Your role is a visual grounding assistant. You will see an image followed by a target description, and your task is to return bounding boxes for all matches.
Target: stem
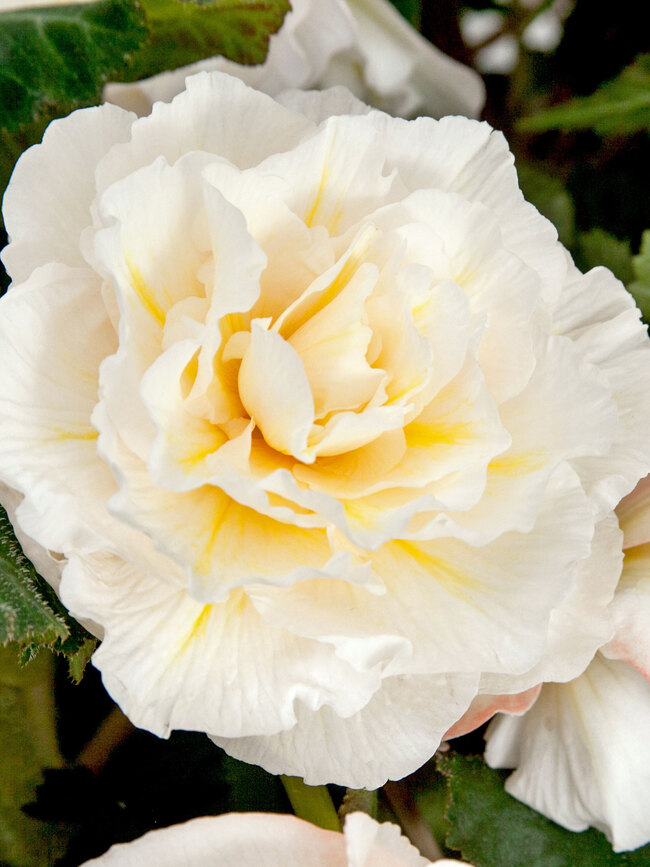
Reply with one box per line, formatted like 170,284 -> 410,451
384,779 -> 444,861
281,776 -> 341,832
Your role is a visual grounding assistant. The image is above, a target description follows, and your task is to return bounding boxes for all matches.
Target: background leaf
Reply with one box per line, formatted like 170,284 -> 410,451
0,646 -> 70,866
518,54 -> 650,135
437,752 -> 650,866
0,505 -> 95,678
575,228 -> 634,284
389,0 -> 422,29
628,230 -> 650,322
517,162 -> 576,248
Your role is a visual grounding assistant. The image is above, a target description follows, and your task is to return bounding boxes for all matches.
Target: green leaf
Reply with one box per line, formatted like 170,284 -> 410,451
437,752 -> 650,866
629,230 -> 650,322
389,0 -> 422,29
0,0 -> 147,132
0,505 -> 95,679
0,645 -> 70,866
517,162 -> 575,248
130,0 -> 292,80
518,54 -> 650,135
575,228 -> 634,285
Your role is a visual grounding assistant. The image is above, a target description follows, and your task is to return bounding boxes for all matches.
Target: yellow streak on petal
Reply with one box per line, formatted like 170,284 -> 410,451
52,427 -> 98,442
392,540 -> 482,601
125,256 -> 165,325
305,140 -> 344,232
404,420 -> 474,449
489,452 -> 547,476
194,495 -> 233,577
174,603 -> 213,659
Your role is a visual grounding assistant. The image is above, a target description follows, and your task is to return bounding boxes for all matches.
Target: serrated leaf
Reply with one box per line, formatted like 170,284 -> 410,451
0,506 -> 67,648
517,162 -> 575,248
519,54 -> 650,135
0,645 -> 70,865
629,230 -> 650,322
0,505 -> 95,678
437,752 -> 650,866
130,0 -> 292,80
575,228 -> 634,285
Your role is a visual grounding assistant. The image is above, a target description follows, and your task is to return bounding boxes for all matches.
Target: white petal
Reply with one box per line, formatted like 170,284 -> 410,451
62,553 -> 379,739
96,71 -> 313,193
485,654 -> 650,852
344,812 -> 429,867
2,104 -> 134,282
555,264 -> 650,516
346,0 -> 485,119
213,670 -> 478,788
0,265 -> 119,554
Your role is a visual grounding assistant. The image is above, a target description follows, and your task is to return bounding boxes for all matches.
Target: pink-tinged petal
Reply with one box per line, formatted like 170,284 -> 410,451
485,654 -> 650,852
601,540 -> 650,680
444,684 -> 541,739
81,813 -> 346,866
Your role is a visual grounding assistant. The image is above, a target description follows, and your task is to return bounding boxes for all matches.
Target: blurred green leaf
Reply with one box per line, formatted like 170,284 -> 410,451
389,0 -> 422,29
575,228 -> 634,284
0,505 -> 95,679
517,162 -> 575,247
628,230 -> 650,322
519,54 -> 650,135
0,646 -> 70,866
437,752 -> 650,866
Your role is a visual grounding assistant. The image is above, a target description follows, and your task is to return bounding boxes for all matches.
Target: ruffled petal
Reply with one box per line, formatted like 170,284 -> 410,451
212,670 -> 478,788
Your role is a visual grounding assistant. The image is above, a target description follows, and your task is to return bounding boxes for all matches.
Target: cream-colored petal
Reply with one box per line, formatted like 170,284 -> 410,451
255,114 -> 397,235
239,322 -> 316,461
62,553 -> 380,739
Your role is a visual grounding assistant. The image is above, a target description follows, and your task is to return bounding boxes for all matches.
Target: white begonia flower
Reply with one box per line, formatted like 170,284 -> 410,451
103,0 -> 485,121
81,811 -> 473,866
485,475 -> 650,852
2,71 -> 650,788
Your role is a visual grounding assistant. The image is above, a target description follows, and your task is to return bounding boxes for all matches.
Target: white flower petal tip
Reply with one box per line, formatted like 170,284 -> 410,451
103,0 -> 485,121
3,66 -> 650,789
485,472 -> 650,852
80,811 -> 474,866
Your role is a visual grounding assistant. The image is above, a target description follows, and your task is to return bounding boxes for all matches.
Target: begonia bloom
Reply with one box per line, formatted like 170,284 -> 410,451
1,72 -> 650,787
